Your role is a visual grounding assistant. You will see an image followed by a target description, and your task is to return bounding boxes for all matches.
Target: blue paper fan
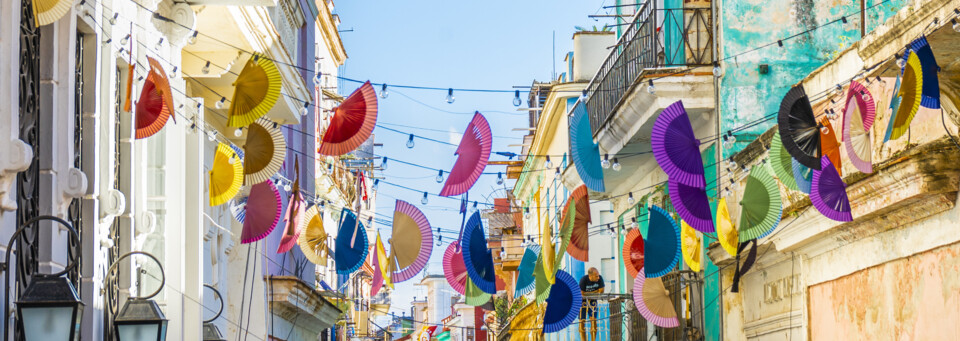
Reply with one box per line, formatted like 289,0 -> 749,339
462,211 -> 497,294
568,101 -> 605,192
792,158 -> 813,194
334,209 -> 369,275
905,36 -> 940,109
543,270 -> 583,333
644,206 -> 681,278
514,245 -> 540,298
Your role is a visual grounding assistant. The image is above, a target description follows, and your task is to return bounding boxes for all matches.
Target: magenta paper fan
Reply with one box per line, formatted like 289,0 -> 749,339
811,156 -> 853,222
440,112 -> 492,196
668,179 -> 714,233
241,180 -> 282,244
371,243 -> 384,296
652,100 -> 706,188
633,267 -> 680,328
442,240 -> 468,295
842,96 -> 873,174
389,200 -> 434,283
276,193 -> 305,253
843,80 -> 877,135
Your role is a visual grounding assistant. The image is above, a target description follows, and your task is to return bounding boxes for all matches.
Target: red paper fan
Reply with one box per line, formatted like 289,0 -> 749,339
622,228 -> 645,278
440,112 -> 492,196
563,185 -> 591,262
318,82 -> 378,155
135,57 -> 174,139
241,180 -> 282,244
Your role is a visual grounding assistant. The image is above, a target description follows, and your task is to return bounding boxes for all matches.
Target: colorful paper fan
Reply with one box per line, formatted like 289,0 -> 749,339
241,180 -> 282,244
335,209 -> 370,275
907,36 -> 941,109
633,267 -> 680,328
738,164 -> 782,242
442,241 -> 468,295
510,302 -> 544,339
135,57 -> 174,139
277,163 -> 304,254
652,100 -> 706,187
227,55 -> 282,127
209,143 -> 243,206
645,206 -> 681,278
622,228 -> 645,278
820,118 -> 842,176
461,211 -> 496,294
231,196 -> 247,223
514,245 -> 540,298
440,112 -> 492,196
844,81 -> 877,136
387,200 -> 434,282
769,131 -> 799,191
668,179 -> 714,233
885,52 -> 923,142
376,231 -> 393,289
568,101 -> 605,192
843,96 -> 873,174
32,0 -> 72,26
792,158 -> 813,194
716,198 -> 738,257
812,156 -> 853,222
371,233 -> 384,296
298,205 -> 329,265
465,276 -> 492,306
243,118 -> 286,185
562,185 -> 591,261
778,85 -> 822,170
543,270 -> 583,333
318,82 -> 378,155
680,221 -> 702,272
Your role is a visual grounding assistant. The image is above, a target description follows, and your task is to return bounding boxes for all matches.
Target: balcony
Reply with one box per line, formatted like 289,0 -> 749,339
266,276 -> 343,333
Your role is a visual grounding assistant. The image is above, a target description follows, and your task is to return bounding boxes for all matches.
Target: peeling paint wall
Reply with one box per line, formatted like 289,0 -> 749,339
718,0 -> 907,157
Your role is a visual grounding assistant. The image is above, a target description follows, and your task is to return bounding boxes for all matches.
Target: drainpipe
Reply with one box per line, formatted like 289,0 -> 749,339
712,0 -> 724,340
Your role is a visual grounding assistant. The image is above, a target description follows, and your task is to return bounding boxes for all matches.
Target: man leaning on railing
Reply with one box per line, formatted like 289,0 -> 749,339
579,267 -> 605,341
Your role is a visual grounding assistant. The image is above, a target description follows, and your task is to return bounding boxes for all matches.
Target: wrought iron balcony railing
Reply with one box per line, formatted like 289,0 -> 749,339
585,2 -> 714,135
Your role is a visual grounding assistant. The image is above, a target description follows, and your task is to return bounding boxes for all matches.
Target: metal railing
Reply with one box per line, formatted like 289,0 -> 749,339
585,2 -> 714,135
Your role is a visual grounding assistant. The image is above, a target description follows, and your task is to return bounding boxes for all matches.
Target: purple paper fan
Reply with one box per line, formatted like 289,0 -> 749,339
668,179 -> 714,233
811,156 -> 853,222
652,101 -> 706,187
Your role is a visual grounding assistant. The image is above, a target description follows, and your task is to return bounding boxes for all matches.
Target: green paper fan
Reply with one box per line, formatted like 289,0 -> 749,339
534,250 -> 553,304
465,276 -> 492,306
738,163 -> 782,242
769,131 -> 799,191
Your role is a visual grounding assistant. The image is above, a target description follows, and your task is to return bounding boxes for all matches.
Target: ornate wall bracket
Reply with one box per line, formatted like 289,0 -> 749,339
0,139 -> 33,212
151,0 -> 196,47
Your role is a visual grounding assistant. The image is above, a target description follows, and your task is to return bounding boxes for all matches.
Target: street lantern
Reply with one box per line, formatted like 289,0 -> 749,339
15,276 -> 83,340
1,216 -> 83,340
107,251 -> 168,341
202,284 -> 226,341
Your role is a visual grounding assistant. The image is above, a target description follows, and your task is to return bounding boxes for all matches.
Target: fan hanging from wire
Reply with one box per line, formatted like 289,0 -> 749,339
462,211 -> 496,294
633,267 -> 679,328
243,118 -> 286,185
792,158 -> 813,194
318,81 -> 378,155
778,85 -> 822,170
298,205 -> 329,265
465,276 -> 492,307
543,270 -> 583,333
885,51 -> 923,141
277,159 -> 304,254
209,143 -> 243,206
645,205 -> 681,278
843,96 -> 873,174
622,227 -> 645,278
769,131 -> 799,191
334,209 -> 370,275
376,231 -> 393,289
227,54 -> 282,127
135,57 -> 175,139
442,240 -> 468,295
514,245 -> 540,298
842,80 -> 877,139
240,180 -> 282,244
716,198 -> 738,257
668,178 -> 714,233
811,156 -> 853,221
562,185 -> 591,261
681,221 -> 702,272
905,36 -> 940,109
32,0 -> 72,26
568,101 -> 605,192
510,302 -> 545,340
738,163 -> 782,242
387,200 -> 434,283
820,118 -> 842,176
370,232 -> 387,296
652,100 -> 707,187
440,112 -> 492,196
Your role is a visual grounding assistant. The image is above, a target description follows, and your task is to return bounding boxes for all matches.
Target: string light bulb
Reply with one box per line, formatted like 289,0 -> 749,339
445,88 -> 455,104
580,90 -> 588,101
421,192 -> 429,205
202,61 -> 211,75
380,84 -> 389,99
120,34 -> 130,45
896,54 -> 905,69
188,31 -> 198,45
820,124 -> 829,134
228,155 -> 236,164
300,102 -> 310,117
109,13 -> 118,25
168,66 -> 178,79
435,170 -> 444,183
601,154 -> 611,169
627,192 -> 635,205
555,167 -> 561,176
283,181 -> 292,192
406,134 -> 415,148
381,157 -> 388,170
953,18 -> 960,33
630,217 -> 639,229
155,37 -> 164,50
314,72 -> 322,84
513,90 -> 522,107
712,62 -> 722,77
544,156 -> 553,169
373,179 -> 379,191
647,80 -> 656,94
215,97 -> 226,109
524,208 -> 530,220
206,130 -> 217,142
496,172 -> 504,185
611,158 -> 621,171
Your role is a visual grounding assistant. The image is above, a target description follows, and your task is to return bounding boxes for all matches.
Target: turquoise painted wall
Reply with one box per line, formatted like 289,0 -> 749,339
719,0 -> 907,158
701,144 -> 722,341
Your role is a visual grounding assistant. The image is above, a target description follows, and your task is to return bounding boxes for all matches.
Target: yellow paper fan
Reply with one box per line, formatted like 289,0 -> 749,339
209,143 -> 243,206
716,198 -> 738,257
681,220 -> 702,272
33,0 -> 72,26
887,52 -> 924,141
243,118 -> 286,185
298,205 -> 329,265
227,54 -> 282,127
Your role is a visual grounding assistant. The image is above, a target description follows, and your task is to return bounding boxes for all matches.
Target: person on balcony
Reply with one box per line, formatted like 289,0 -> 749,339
579,267 -> 604,341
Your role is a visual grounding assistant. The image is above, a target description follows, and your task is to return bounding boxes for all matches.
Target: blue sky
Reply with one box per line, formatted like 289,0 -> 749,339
334,0 -> 609,315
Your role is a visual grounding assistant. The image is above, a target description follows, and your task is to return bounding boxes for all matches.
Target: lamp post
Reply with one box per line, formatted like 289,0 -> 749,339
201,284 -> 226,341
107,251 -> 168,341
0,215 -> 83,340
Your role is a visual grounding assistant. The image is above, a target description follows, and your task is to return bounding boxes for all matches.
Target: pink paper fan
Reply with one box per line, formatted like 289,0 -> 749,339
371,244 -> 384,296
633,268 -> 679,328
241,181 -> 282,244
390,200 -> 434,283
276,194 -> 305,253
440,112 -> 492,196
844,80 -> 877,135
442,240 -> 468,295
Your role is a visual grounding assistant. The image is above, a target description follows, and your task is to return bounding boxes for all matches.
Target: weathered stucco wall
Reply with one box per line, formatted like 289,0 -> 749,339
808,242 -> 960,340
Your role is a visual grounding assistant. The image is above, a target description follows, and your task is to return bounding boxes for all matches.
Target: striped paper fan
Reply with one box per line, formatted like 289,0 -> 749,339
240,180 -> 282,244
319,82 -> 378,155
843,96 -> 873,174
564,185 -> 591,262
209,143 -> 243,206
33,0 -> 72,26
680,221 -> 702,272
778,85 -> 822,170
907,36 -> 940,109
334,209 -> 370,275
388,200 -> 434,282
442,240 -> 468,295
622,228 -> 645,278
298,205 -> 329,265
370,233 -> 385,296
738,164 -> 782,242
230,196 -> 248,223
227,55 -> 282,127
465,276 -> 492,306
633,268 -> 680,328
135,57 -> 174,139
243,118 -> 286,185
514,245 -> 540,298
769,131 -> 799,191
652,100 -> 707,187
716,198 -> 738,256
440,112 -> 492,196
844,81 -> 877,135
568,101 -> 605,192
811,156 -> 853,222
543,270 -> 582,333
645,205 -> 681,278
461,211 -> 496,294
885,51 -> 923,141
668,179 -> 714,233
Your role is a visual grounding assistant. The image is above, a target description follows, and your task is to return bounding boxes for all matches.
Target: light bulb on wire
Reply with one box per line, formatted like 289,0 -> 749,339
188,31 -> 198,45
820,124 -> 829,134
206,130 -> 217,142
646,80 -> 656,94
627,192 -> 635,205
300,102 -> 310,117
630,217 -> 638,229
580,90 -> 588,101
445,88 -> 455,104
406,134 -> 415,148
283,181 -> 292,192
155,37 -> 164,50
524,208 -> 530,220
496,172 -> 504,185
896,54 -> 906,69
544,156 -> 553,169
513,90 -> 522,107
380,84 -> 389,99
600,154 -> 611,169
611,158 -> 621,171
712,63 -> 722,77
381,157 -> 388,170
201,61 -> 211,75
109,13 -> 118,25
421,192 -> 429,205
215,97 -> 226,109
953,18 -> 960,33
120,34 -> 130,45
233,128 -> 242,137
168,66 -> 178,79
435,170 -> 444,183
